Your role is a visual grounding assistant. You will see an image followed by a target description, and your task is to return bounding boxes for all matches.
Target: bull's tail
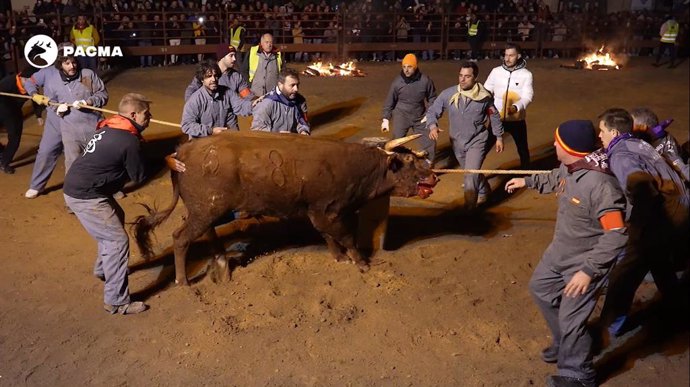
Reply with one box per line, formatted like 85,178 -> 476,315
133,172 -> 181,258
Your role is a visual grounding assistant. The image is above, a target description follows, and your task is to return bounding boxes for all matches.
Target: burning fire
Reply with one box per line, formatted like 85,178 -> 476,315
302,61 -> 366,77
578,46 -> 620,70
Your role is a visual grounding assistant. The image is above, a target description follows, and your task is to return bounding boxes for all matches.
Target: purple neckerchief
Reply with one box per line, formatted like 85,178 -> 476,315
265,88 -> 308,128
606,133 -> 634,156
567,148 -> 612,175
649,118 -> 673,140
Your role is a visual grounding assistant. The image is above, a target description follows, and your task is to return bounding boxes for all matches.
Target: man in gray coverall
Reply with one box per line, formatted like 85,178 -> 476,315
183,43 -> 254,103
23,46 -> 108,199
181,60 -> 253,138
251,67 -> 309,135
426,61 -> 503,210
505,120 -> 628,387
381,53 -> 437,165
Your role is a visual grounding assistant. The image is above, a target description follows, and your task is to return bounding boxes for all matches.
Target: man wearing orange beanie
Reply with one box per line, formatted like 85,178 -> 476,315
381,53 -> 437,165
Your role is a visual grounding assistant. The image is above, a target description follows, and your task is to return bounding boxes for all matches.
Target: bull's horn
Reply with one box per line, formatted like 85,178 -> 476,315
384,134 -> 422,151
412,150 -> 428,158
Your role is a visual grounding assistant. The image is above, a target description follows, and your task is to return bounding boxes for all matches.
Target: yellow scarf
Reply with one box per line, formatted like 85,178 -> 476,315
449,82 -> 492,108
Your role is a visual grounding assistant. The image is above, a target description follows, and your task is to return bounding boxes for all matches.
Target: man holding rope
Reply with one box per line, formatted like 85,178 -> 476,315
23,44 -> 108,199
63,93 -> 183,315
505,120 -> 628,387
426,61 -> 503,211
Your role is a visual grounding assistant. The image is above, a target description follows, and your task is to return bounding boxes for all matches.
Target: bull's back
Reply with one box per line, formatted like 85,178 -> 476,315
175,132 -> 386,216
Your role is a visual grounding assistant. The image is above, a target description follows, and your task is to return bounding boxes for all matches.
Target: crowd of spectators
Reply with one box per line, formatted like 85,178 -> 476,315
1,0 -> 687,75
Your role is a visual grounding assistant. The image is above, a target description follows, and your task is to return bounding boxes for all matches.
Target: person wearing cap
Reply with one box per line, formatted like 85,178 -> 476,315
251,67 -> 309,135
381,53 -> 437,164
245,33 -> 283,97
181,59 -> 252,138
654,14 -> 679,68
425,61 -> 503,210
596,108 -> 689,339
0,66 -> 46,174
484,43 -> 534,169
64,93 -> 172,315
505,120 -> 628,387
630,107 -> 688,182
183,43 -> 254,103
22,45 -> 108,199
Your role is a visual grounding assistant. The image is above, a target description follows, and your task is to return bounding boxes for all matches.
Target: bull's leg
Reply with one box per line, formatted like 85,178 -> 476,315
172,218 -> 214,286
322,234 -> 348,262
308,212 -> 369,272
204,228 -> 231,283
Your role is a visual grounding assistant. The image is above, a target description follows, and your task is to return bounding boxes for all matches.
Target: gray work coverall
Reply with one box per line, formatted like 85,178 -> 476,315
526,164 -> 628,383
382,71 -> 437,163
425,85 -> 503,207
184,69 -> 254,102
181,85 -> 252,138
250,90 -> 310,135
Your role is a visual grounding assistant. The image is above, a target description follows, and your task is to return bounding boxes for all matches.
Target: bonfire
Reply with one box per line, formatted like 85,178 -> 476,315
302,61 -> 366,77
577,46 -> 621,70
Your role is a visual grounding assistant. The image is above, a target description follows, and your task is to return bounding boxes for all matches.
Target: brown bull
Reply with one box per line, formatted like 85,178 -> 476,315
134,131 -> 437,285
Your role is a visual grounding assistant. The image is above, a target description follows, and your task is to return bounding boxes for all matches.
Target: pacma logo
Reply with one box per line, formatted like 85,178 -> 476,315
25,34 -> 123,68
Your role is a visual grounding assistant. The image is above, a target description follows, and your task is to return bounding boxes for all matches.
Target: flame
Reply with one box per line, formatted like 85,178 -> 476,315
302,61 -> 366,77
578,46 -> 620,70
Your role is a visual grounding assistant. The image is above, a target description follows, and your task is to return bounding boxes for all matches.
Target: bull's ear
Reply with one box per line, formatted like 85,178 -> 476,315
387,154 -> 403,172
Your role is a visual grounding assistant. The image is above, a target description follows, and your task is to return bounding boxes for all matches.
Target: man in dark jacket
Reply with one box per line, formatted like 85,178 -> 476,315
381,53 -> 437,165
505,120 -> 628,387
64,93 -> 159,315
0,66 -> 47,173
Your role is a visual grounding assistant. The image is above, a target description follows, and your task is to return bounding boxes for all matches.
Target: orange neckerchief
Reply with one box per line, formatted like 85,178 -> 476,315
97,115 -> 142,139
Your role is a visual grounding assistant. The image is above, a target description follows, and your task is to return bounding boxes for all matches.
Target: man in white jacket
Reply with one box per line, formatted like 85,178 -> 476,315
484,43 -> 534,168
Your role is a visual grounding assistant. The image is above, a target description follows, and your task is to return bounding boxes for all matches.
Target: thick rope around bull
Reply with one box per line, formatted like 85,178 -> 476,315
0,91 -> 181,128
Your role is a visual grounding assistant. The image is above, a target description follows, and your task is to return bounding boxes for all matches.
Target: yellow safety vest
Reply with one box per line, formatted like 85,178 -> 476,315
230,26 -> 245,50
468,21 -> 479,37
72,25 -> 95,48
248,45 -> 282,82
661,21 -> 679,43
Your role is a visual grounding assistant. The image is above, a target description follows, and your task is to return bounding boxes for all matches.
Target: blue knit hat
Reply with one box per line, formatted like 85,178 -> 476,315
555,120 -> 597,157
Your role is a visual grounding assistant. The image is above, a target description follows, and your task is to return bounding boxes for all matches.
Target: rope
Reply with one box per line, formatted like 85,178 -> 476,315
432,168 -> 552,175
0,91 -> 181,128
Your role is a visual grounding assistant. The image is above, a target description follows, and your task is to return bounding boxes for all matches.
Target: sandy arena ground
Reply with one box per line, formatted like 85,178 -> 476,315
0,57 -> 688,386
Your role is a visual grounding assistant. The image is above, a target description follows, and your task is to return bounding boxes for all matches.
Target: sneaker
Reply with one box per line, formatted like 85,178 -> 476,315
104,301 -> 148,315
25,188 -> 40,199
546,375 -> 596,387
541,345 -> 559,363
112,191 -> 126,199
0,163 -> 15,174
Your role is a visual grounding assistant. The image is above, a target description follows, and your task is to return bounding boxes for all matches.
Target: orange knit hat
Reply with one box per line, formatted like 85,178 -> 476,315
402,53 -> 417,68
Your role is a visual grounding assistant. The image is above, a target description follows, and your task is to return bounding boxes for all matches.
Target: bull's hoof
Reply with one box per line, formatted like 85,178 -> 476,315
357,263 -> 370,273
175,278 -> 190,286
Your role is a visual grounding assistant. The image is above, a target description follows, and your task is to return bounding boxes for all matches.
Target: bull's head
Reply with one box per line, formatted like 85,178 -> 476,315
381,134 -> 438,198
